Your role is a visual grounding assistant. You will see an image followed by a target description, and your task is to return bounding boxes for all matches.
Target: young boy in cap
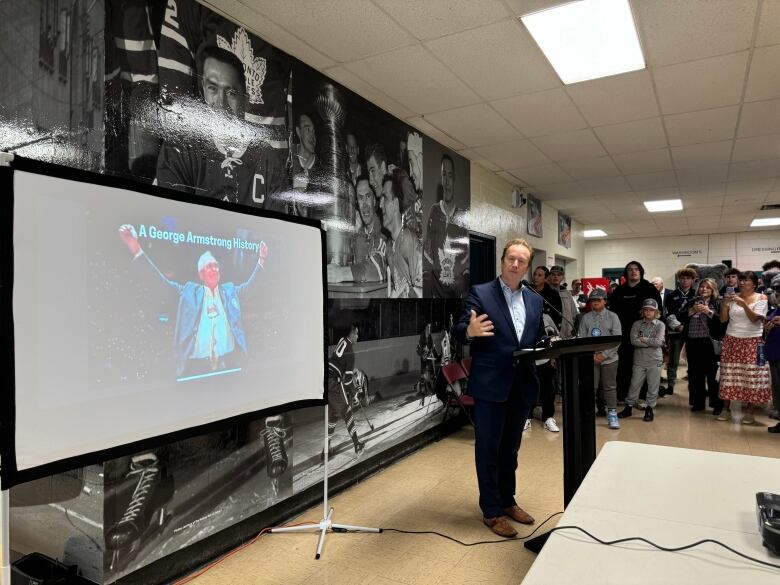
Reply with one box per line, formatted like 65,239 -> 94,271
619,299 -> 666,421
578,288 -> 622,429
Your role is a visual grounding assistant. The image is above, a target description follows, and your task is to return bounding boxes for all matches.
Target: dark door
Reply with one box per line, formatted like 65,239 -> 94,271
470,232 -> 496,286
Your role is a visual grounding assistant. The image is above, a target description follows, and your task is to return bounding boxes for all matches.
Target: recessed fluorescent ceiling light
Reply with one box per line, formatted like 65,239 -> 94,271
521,0 -> 645,85
644,199 -> 683,212
750,217 -> 780,227
584,229 -> 608,237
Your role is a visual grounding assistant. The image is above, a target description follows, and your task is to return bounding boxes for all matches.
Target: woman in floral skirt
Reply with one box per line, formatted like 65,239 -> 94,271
718,271 -> 771,423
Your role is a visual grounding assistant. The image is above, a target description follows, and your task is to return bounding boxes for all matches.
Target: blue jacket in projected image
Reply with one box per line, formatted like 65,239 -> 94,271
138,253 -> 261,375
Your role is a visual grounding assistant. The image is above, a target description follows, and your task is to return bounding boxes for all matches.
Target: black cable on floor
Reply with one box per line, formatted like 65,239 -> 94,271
384,516 -> 780,570
383,511 -> 563,545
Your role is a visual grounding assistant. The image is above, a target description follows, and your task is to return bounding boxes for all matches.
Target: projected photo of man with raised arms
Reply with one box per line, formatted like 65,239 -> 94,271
118,224 -> 269,379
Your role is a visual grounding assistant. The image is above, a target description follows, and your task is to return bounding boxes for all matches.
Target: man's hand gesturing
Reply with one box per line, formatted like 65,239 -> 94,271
467,310 -> 494,338
118,224 -> 141,256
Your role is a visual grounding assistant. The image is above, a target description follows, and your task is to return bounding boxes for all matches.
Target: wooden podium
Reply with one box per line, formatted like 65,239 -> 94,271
514,335 -> 621,553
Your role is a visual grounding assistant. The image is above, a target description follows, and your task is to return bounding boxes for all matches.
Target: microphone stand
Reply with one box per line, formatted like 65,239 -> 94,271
521,280 -> 578,337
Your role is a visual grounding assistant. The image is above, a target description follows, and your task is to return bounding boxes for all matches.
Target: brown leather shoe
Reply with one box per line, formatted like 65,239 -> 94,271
503,505 -> 535,525
483,516 -> 517,538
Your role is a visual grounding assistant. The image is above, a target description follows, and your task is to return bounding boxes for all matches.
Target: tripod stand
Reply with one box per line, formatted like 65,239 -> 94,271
269,405 -> 380,558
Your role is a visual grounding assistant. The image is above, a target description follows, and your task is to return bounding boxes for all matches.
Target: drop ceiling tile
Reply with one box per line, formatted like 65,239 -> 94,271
685,204 -> 723,216
473,139 -> 551,169
536,182 -> 584,198
626,171 -> 679,191
405,116 -> 466,151
724,193 -> 765,207
738,99 -> 780,138
634,0 -> 756,67
613,149 -> 673,175
345,45 -> 481,114
593,117 -> 668,155
248,0 -> 416,62
324,66 -> 416,120
664,106 -> 740,146
677,165 -> 729,186
205,0 -> 336,69
504,0 -> 576,17
671,141 -> 733,169
558,157 -> 621,180
679,183 -> 726,197
727,179 -> 776,195
756,0 -> 780,46
728,158 -> 780,181
507,163 -> 573,186
577,176 -> 631,196
745,44 -> 780,102
473,159 -> 502,172
426,20 -> 560,101
654,52 -> 749,115
732,134 -> 780,163
531,129 -> 606,162
374,0 -> 510,40
423,103 -> 523,147
566,70 -> 659,126
491,89 -> 587,137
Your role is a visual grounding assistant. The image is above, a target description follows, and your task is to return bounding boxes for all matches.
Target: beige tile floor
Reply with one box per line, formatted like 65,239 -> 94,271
181,374 -> 779,585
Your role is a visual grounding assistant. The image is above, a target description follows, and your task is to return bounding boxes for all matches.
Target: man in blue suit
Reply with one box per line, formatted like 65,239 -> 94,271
453,238 -> 545,537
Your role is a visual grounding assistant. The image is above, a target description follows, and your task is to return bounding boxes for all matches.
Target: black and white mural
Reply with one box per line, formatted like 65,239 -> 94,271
1,1 -> 470,583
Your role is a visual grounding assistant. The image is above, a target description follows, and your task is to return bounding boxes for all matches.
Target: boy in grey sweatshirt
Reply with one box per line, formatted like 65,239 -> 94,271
578,288 -> 622,429
619,298 -> 666,421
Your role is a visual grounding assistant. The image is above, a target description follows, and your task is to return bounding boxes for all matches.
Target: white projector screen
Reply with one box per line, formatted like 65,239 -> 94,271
8,168 -> 325,478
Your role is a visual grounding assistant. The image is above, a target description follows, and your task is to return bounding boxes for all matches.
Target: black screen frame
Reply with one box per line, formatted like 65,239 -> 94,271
0,155 -> 328,488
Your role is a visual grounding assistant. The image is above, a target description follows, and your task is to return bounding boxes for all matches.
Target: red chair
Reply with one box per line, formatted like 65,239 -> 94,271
440,361 -> 474,424
460,356 -> 472,376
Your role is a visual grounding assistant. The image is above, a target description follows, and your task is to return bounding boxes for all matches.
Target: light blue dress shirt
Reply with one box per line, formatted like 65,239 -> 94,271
499,277 -> 526,342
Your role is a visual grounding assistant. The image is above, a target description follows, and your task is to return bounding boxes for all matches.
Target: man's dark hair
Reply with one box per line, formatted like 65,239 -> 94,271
738,271 -> 759,287
382,173 -> 404,211
725,267 -> 740,277
365,142 -> 387,168
195,43 -> 245,90
349,323 -> 359,336
623,260 -> 645,280
762,259 -> 780,271
440,154 -> 454,174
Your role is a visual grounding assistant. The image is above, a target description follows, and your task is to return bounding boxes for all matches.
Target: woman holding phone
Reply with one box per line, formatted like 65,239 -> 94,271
685,278 -> 722,414
718,271 -> 771,423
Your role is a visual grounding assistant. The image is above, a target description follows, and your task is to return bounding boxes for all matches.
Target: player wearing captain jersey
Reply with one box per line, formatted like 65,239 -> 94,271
326,325 -> 365,458
155,44 -> 286,207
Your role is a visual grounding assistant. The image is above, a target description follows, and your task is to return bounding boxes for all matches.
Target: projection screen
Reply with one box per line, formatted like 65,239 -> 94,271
2,163 -> 326,484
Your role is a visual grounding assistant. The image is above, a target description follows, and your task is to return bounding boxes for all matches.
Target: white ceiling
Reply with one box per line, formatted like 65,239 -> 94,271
203,0 -> 780,239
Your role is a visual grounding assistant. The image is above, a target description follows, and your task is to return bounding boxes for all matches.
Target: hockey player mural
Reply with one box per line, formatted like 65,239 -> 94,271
4,1 -> 470,582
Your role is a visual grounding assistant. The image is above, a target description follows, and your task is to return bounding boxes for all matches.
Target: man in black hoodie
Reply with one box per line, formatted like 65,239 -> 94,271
608,261 -> 663,401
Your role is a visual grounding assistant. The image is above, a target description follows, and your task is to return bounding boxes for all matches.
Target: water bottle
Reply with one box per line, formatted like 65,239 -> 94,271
757,342 -> 766,367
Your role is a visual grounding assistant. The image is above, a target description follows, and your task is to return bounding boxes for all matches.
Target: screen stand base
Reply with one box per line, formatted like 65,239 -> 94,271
269,405 -> 380,559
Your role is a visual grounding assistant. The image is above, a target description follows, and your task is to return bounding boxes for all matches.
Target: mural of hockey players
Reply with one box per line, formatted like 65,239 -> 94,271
380,175 -> 423,298
155,0 -> 291,151
326,324 -> 366,458
327,178 -> 387,286
415,323 -> 440,399
155,43 -> 286,207
346,132 -> 362,187
290,112 -> 318,215
422,138 -> 470,299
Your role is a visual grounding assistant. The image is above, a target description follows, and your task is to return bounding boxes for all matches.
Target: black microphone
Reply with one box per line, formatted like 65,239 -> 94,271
521,280 -> 578,338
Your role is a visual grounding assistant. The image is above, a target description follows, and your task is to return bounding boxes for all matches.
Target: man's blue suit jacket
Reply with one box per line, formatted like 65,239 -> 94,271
453,278 -> 545,403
